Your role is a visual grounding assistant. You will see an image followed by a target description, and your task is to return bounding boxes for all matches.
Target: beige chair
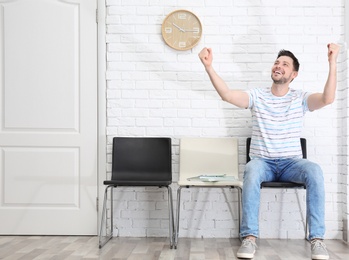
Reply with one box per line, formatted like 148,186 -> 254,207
175,137 -> 243,248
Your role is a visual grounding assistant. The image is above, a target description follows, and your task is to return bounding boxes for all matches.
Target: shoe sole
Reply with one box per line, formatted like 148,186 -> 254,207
312,255 -> 329,260
237,250 -> 255,259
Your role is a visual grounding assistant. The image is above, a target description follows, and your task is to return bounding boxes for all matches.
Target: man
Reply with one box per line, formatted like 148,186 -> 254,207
198,43 -> 340,260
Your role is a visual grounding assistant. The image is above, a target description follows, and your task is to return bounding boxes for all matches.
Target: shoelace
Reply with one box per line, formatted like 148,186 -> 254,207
241,239 -> 258,248
311,239 -> 326,250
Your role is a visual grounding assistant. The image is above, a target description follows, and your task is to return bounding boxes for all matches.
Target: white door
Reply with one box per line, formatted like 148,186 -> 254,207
0,0 -> 98,235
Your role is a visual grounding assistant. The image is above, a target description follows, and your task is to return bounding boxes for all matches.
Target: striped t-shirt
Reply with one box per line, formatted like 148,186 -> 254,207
246,87 -> 310,159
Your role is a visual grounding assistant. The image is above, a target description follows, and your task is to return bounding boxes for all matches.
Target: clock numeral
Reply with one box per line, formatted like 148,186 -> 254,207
193,27 -> 200,34
179,42 -> 186,48
178,13 -> 187,19
165,27 -> 172,33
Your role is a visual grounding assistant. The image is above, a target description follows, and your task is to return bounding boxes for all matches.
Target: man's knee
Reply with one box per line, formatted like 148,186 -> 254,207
244,159 -> 271,184
303,161 -> 324,185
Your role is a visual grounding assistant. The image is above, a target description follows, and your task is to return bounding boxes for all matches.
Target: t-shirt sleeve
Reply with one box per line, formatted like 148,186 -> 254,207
302,92 -> 312,113
245,89 -> 255,109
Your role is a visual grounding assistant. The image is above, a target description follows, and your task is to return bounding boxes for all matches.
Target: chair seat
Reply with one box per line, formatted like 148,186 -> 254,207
104,180 -> 172,186
261,181 -> 306,189
178,179 -> 243,187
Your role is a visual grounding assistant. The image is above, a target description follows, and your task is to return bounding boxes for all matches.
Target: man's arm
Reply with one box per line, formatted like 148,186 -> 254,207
307,43 -> 340,111
198,47 -> 250,109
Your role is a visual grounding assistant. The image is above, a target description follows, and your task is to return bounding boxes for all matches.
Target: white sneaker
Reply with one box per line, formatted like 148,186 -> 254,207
237,238 -> 257,259
311,240 -> 329,260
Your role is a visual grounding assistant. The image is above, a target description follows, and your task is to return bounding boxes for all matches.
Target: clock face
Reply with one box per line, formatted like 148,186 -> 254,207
161,10 -> 202,51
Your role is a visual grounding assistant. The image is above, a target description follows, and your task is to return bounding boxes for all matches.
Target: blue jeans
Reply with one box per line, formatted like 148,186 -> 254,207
240,158 -> 325,240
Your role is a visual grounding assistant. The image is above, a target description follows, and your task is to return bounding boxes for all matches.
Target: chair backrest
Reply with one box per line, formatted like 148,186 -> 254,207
246,137 -> 307,163
179,137 -> 239,181
112,137 -> 172,185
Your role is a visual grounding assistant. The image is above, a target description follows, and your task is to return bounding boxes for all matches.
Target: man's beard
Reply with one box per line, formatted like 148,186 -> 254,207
271,73 -> 292,84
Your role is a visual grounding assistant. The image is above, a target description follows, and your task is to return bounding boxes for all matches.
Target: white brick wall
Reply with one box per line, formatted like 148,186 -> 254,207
341,1 -> 349,241
105,0 -> 347,240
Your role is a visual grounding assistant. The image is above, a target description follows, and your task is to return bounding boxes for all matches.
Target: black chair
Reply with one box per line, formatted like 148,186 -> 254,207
99,137 -> 175,248
246,137 -> 308,239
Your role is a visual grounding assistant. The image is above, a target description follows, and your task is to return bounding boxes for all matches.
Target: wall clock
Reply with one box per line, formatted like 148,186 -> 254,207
161,9 -> 202,51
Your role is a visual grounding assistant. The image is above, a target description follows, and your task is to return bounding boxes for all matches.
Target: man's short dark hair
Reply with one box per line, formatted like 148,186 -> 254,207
277,50 -> 300,72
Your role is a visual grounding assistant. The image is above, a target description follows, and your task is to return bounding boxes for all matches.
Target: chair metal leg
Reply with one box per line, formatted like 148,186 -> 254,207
295,188 -> 308,240
99,185 -> 114,248
99,185 -> 174,249
175,187 -> 182,248
237,186 -> 242,241
305,198 -> 308,241
305,217 -> 308,240
176,186 -> 242,247
167,186 -> 175,249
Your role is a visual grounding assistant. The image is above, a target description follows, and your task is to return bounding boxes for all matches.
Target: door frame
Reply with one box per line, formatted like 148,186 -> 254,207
97,0 -> 107,231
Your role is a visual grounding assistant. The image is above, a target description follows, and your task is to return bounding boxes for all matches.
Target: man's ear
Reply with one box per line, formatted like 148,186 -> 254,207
291,71 -> 298,81
289,71 -> 298,83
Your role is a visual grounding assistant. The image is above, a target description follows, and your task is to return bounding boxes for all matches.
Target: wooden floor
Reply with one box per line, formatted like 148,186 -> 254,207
0,236 -> 348,259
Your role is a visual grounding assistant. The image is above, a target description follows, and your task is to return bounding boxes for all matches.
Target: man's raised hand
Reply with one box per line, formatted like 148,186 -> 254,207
198,47 -> 213,68
327,43 -> 340,63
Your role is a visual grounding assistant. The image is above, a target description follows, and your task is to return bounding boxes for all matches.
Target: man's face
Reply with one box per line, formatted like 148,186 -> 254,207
271,56 -> 298,84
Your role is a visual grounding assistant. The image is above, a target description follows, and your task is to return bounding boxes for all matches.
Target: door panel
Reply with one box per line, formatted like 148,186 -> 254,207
0,0 -> 97,235
3,0 -> 79,131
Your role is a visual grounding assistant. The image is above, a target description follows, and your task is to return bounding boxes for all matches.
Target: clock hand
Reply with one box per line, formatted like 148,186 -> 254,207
182,28 -> 200,33
172,23 -> 185,32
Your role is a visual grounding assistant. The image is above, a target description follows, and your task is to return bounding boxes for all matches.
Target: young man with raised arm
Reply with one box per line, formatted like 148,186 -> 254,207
198,43 -> 340,260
